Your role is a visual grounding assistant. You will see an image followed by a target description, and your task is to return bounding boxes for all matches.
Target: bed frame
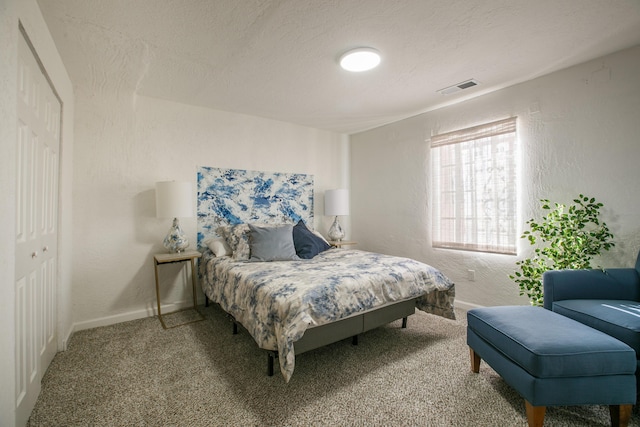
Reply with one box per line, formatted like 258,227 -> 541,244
207,296 -> 417,376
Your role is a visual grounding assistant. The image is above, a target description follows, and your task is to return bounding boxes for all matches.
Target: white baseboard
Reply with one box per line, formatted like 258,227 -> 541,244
453,299 -> 484,312
66,298 -> 205,338
72,307 -> 156,332
61,327 -> 73,351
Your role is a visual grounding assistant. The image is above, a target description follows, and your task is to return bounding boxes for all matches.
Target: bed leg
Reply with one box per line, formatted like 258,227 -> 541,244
205,297 -> 209,307
227,315 -> 238,335
267,352 -> 277,376
402,317 -> 408,328
352,335 -> 358,346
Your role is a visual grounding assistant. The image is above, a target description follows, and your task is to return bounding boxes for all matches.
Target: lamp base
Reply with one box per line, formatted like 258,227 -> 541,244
327,216 -> 345,241
163,218 -> 190,253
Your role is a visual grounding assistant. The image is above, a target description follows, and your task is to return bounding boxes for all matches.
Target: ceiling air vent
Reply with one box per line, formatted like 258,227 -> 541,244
437,79 -> 480,96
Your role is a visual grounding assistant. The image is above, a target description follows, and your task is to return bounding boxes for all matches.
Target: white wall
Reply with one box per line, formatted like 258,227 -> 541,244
71,89 -> 348,329
0,2 -> 18,422
0,0 -> 74,424
351,45 -> 640,308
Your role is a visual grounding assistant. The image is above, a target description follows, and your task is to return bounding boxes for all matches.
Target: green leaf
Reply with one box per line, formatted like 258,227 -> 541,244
511,193 -> 615,306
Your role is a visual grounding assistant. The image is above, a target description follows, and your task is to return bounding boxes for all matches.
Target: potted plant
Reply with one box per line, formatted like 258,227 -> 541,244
510,194 -> 615,306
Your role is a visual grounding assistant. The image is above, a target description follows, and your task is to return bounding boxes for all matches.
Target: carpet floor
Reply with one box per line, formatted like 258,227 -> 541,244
27,304 -> 639,426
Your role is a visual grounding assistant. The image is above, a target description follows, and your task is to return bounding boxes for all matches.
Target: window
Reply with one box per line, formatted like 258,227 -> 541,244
430,117 -> 517,254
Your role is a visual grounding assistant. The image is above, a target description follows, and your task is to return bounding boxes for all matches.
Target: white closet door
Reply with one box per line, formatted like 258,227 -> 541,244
15,32 -> 61,426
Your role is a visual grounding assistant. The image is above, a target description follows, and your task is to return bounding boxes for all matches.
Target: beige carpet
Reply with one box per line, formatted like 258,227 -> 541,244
27,304 -> 639,426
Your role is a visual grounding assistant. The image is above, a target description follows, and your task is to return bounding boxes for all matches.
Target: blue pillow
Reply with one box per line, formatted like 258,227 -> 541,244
248,224 -> 299,262
293,220 -> 331,259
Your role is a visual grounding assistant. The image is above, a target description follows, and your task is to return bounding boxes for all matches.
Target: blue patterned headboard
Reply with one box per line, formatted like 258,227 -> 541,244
197,166 -> 314,249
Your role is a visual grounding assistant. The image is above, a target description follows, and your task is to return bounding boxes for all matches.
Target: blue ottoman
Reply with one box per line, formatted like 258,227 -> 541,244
467,306 -> 636,427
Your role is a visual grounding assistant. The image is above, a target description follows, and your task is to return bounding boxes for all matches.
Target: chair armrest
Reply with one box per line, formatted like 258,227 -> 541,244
542,268 -> 640,310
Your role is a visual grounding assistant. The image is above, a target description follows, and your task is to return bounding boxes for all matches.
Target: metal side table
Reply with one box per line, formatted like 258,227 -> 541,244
153,250 -> 205,329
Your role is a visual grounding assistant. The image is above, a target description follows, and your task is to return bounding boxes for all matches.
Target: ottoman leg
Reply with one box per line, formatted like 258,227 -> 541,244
469,348 -> 481,373
610,404 -> 632,427
524,400 -> 545,427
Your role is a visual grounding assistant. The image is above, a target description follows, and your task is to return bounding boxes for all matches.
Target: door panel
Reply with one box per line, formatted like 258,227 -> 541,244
15,32 -> 61,426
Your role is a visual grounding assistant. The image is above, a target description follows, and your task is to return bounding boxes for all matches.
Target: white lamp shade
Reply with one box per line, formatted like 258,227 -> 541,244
324,189 -> 350,216
155,181 -> 193,218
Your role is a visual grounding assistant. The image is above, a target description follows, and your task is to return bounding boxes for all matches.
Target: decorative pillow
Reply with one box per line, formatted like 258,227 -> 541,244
204,237 -> 232,257
248,224 -> 299,262
217,224 -> 252,260
292,220 -> 331,259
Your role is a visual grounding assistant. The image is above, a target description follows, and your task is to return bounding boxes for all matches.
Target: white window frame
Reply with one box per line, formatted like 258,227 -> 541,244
430,117 -> 517,255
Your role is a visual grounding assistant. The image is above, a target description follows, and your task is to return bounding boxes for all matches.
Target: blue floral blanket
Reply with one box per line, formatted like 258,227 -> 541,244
202,248 -> 455,381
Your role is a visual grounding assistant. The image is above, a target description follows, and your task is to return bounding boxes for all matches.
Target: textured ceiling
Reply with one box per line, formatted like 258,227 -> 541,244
37,0 -> 640,134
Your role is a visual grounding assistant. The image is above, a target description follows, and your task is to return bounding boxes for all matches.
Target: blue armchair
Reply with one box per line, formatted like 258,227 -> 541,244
543,251 -> 640,397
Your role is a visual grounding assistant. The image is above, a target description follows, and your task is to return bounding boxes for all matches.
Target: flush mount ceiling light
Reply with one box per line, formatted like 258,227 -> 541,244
339,48 -> 381,72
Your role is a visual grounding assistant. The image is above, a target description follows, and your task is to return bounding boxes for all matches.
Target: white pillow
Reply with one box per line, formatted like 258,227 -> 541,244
204,237 -> 232,257
312,229 -> 330,245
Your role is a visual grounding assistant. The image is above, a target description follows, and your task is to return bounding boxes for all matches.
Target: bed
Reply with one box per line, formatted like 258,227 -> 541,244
197,167 -> 456,381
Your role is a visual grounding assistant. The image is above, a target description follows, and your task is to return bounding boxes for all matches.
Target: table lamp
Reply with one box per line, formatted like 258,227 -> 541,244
155,181 -> 193,253
325,189 -> 350,241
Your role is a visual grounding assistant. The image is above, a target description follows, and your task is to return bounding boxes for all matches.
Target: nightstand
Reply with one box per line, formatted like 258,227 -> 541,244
328,240 -> 357,248
153,250 -> 205,329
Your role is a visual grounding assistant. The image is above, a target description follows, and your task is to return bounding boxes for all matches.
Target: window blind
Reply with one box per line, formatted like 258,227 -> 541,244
431,117 -> 517,255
